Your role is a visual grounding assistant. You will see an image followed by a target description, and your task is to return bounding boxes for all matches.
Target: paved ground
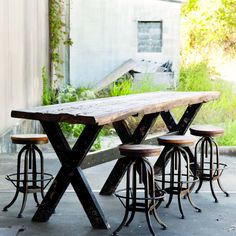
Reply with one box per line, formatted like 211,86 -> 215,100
0,152 -> 236,236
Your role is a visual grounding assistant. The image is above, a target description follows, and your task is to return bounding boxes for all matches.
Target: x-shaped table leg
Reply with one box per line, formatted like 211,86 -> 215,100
100,103 -> 203,195
100,113 -> 159,195
32,121 -> 110,229
154,103 -> 202,173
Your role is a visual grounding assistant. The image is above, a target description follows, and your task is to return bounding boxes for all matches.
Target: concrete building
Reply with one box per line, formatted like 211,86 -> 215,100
0,0 -> 49,152
70,0 -> 183,89
0,0 -> 183,152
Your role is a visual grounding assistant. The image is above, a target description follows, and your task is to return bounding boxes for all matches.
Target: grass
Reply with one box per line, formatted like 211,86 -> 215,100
177,62 -> 236,145
109,75 -> 133,96
56,62 -> 236,147
105,63 -> 236,146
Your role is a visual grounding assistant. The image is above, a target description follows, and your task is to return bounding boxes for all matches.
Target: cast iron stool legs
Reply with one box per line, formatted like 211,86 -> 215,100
161,146 -> 201,219
195,136 -> 229,202
3,144 -> 53,218
113,157 -> 166,236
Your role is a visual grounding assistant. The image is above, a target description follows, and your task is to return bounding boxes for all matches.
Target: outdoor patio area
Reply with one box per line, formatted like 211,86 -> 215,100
1,1 -> 236,236
0,151 -> 236,236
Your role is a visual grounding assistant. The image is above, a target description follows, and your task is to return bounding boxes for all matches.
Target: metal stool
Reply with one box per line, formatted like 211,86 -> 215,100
113,144 -> 166,236
190,125 -> 229,202
156,135 -> 201,219
3,134 -> 54,218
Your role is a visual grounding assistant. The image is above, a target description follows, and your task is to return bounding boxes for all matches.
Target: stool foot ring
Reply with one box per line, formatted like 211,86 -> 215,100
193,132 -> 229,202
155,141 -> 202,219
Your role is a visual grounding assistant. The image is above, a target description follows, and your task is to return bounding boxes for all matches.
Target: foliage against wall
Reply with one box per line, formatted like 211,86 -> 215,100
43,0 -> 72,105
181,0 -> 236,60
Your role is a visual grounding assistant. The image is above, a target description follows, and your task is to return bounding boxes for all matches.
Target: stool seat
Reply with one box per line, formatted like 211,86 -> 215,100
113,144 -> 166,235
190,125 -> 228,202
157,135 -> 197,146
11,134 -> 48,145
3,134 -> 53,218
190,125 -> 224,137
156,135 -> 201,219
119,144 -> 162,157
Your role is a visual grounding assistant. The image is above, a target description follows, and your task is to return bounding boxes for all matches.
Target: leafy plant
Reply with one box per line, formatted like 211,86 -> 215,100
216,120 -> 236,146
181,0 -> 236,58
58,84 -> 78,103
49,0 -> 73,80
177,62 -> 236,145
109,74 -> 133,96
42,67 -> 57,105
77,88 -> 96,100
42,0 -> 73,105
57,85 -> 109,151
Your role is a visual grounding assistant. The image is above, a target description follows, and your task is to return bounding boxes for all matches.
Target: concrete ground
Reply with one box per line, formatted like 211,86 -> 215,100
0,152 -> 236,236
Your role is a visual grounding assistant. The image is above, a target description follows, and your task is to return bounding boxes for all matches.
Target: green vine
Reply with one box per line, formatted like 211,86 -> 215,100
42,0 -> 72,105
49,0 -> 72,76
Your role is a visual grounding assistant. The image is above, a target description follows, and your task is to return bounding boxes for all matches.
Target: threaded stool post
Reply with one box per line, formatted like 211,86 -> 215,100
156,135 -> 201,219
3,134 -> 54,218
113,144 -> 166,236
190,125 -> 229,203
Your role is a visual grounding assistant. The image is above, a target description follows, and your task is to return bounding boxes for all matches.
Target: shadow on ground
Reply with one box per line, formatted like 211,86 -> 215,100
0,153 -> 235,236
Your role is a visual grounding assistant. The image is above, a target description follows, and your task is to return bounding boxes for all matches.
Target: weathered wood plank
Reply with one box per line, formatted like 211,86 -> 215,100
11,91 -> 220,126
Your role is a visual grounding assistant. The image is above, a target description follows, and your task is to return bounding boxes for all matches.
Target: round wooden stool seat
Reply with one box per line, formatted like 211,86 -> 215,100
4,133 -> 53,218
11,134 -> 48,145
190,125 -> 228,202
156,134 -> 201,218
157,135 -> 197,146
119,144 -> 162,157
190,125 -> 224,137
114,143 -> 166,235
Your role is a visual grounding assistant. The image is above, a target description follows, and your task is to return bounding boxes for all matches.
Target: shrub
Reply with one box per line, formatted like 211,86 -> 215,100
178,62 -> 236,145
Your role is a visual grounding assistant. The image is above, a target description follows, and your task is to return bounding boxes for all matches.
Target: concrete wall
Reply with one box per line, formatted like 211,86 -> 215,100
0,0 -> 49,136
70,0 -> 182,88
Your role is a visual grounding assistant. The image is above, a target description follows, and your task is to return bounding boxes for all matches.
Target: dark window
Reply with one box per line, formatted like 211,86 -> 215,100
137,21 -> 162,53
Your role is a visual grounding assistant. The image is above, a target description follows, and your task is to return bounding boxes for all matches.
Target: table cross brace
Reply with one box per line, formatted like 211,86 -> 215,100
32,121 -> 110,229
100,113 -> 159,195
100,103 -> 202,195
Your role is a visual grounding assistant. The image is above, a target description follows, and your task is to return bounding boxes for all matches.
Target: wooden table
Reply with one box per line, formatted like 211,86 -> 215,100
11,91 -> 220,229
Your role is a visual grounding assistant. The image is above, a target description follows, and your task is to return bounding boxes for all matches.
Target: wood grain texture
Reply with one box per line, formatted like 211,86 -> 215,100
11,91 -> 220,125
119,144 -> 162,157
190,125 -> 224,137
11,134 -> 48,144
157,135 -> 197,145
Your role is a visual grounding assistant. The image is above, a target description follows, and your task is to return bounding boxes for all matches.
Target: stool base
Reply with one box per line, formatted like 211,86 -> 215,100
113,157 -> 166,236
194,136 -> 229,202
3,144 -> 53,218
157,145 -> 201,219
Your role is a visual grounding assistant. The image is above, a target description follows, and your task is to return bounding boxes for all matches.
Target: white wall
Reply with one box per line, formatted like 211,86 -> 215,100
70,0 -> 181,88
0,0 -> 49,135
